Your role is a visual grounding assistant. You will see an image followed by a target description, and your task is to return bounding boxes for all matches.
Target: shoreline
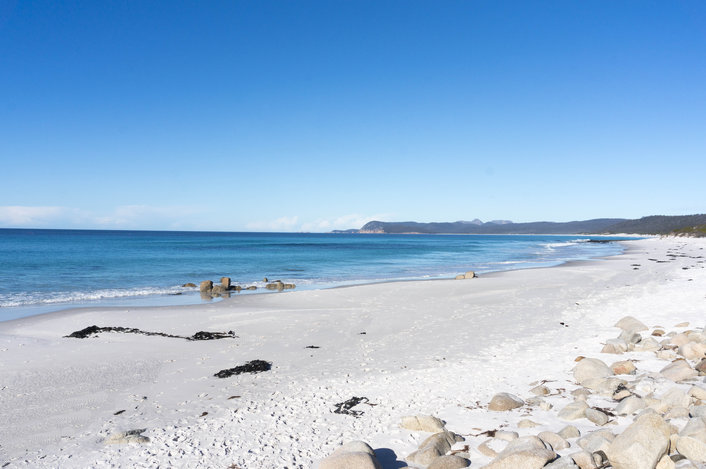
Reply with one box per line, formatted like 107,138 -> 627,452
0,235 -> 636,324
1,236 -> 702,467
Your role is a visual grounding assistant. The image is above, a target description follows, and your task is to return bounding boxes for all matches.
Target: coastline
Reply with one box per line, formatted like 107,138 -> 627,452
1,236 -> 704,467
0,234 -> 633,323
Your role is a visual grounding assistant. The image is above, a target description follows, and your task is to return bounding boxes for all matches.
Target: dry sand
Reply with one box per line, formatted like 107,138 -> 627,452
0,236 -> 704,467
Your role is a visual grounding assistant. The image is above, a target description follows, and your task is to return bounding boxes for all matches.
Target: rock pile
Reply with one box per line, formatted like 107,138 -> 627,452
197,276 -> 262,297
455,271 -> 476,280
318,316 -> 706,468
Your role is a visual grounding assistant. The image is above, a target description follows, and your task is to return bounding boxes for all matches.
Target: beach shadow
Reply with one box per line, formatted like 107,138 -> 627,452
374,448 -> 406,468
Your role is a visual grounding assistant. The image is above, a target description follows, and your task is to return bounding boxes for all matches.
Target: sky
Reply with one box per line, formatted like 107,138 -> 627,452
1,1 -> 705,232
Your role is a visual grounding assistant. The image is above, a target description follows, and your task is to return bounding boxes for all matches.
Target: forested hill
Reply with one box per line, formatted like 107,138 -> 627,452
354,219 -> 626,234
602,214 -> 706,235
339,214 -> 706,235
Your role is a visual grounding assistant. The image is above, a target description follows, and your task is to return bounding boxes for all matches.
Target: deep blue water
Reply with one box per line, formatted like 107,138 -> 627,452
0,229 -> 633,321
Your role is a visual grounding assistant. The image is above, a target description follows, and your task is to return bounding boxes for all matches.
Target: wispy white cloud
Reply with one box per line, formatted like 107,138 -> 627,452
0,205 -> 202,230
0,206 -> 84,227
245,216 -> 300,232
93,205 -> 202,229
246,213 -> 389,232
299,213 -> 389,232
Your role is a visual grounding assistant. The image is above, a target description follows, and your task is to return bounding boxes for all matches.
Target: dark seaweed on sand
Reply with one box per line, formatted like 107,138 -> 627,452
214,360 -> 272,378
64,325 -> 236,341
333,396 -> 369,417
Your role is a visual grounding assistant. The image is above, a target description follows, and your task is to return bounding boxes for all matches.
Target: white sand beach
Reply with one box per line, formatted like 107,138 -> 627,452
1,237 -> 705,468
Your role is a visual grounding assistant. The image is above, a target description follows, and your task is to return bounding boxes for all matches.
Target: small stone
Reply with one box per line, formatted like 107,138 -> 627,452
613,388 -> 632,401
634,336 -> 661,352
495,431 -> 519,442
690,405 -> 706,418
602,340 -> 627,354
558,401 -> 589,420
182,282 -> 197,287
674,322 -> 690,327
656,454 -> 676,469
574,358 -> 613,385
605,413 -> 670,469
679,416 -> 706,441
697,358 -> 706,374
570,451 -> 597,469
332,441 -> 377,457
660,359 -> 698,382
199,280 -> 213,292
538,431 -> 570,451
615,316 -> 649,332
679,342 -> 706,361
105,429 -> 150,445
464,271 -> 476,279
427,455 -> 471,469
661,387 -> 692,409
585,408 -> 609,426
558,425 -> 581,440
407,431 -> 463,467
401,415 -> 446,433
483,436 -> 556,469
221,277 -> 231,289
657,350 -> 678,360
615,396 -> 646,416
689,386 -> 706,400
577,431 -> 613,453
478,439 -> 500,457
653,329 -> 666,337
530,384 -> 550,395
545,457 -> 579,468
664,407 -> 690,419
319,451 -> 382,469
571,388 -> 592,400
611,360 -> 637,375
518,419 -> 540,428
675,436 -> 706,462
455,274 -> 465,280
488,392 -> 524,411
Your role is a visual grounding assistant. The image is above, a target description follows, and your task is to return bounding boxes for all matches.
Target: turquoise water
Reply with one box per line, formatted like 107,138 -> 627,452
0,229 -> 633,321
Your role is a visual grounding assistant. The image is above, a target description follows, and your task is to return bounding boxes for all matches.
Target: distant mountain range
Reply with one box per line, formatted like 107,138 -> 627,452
333,214 -> 706,235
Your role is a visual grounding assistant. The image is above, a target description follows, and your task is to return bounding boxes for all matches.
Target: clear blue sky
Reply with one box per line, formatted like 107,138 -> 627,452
1,1 -> 705,231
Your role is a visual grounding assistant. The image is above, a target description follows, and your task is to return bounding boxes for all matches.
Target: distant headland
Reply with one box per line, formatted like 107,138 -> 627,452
333,214 -> 706,236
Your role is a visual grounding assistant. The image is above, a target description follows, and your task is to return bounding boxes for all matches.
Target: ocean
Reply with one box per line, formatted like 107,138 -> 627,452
0,229 -> 633,321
